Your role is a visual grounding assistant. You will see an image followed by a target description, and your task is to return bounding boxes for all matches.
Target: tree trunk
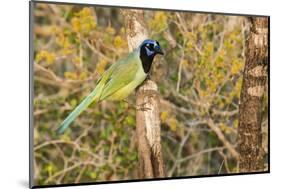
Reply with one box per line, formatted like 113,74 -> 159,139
238,17 -> 268,172
122,9 -> 166,178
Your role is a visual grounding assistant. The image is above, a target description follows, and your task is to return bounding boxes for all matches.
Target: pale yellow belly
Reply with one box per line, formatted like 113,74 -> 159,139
107,77 -> 146,101
106,59 -> 147,101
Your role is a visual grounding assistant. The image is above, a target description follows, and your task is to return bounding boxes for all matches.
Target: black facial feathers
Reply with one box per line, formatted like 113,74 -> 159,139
140,46 -> 154,73
139,39 -> 163,73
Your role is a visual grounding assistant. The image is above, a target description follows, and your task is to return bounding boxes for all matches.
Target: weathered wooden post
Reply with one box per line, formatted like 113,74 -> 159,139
122,9 -> 166,178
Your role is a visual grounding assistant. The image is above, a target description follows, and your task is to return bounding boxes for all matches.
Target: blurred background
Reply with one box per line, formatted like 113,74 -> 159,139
33,3 -> 268,185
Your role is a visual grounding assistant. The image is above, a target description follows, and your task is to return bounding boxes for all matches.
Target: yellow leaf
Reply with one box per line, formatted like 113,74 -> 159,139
71,17 -> 81,33
149,12 -> 168,31
96,59 -> 108,74
168,117 -> 178,131
231,59 -> 243,74
35,50 -> 55,65
233,120 -> 239,129
70,99 -> 77,107
106,26 -> 116,35
64,71 -> 77,80
160,111 -> 168,123
89,172 -> 97,179
181,60 -> 188,68
114,35 -> 123,48
219,123 -> 227,132
72,8 -> 96,34
79,7 -> 91,17
79,72 -> 87,80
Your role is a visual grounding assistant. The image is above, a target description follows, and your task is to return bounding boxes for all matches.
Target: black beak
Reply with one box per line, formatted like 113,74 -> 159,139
155,46 -> 164,55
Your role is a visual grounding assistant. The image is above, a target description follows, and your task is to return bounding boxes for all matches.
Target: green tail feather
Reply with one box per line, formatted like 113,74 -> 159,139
56,89 -> 99,135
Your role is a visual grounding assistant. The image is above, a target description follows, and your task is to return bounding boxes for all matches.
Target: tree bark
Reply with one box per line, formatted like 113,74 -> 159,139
238,17 -> 268,172
122,9 -> 166,178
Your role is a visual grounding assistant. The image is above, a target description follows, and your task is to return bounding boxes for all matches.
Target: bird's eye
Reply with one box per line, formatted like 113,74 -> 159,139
149,44 -> 154,49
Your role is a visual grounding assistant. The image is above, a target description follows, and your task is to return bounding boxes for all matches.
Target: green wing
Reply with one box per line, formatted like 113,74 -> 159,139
56,51 -> 139,134
99,52 -> 139,101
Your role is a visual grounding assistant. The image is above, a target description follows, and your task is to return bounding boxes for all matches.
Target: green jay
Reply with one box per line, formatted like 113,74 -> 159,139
57,39 -> 164,134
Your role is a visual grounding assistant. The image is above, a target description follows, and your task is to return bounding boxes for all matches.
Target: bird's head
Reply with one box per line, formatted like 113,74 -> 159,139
139,39 -> 164,73
139,39 -> 164,57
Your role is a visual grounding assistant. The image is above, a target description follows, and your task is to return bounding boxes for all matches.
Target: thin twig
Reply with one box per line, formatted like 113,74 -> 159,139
206,117 -> 239,160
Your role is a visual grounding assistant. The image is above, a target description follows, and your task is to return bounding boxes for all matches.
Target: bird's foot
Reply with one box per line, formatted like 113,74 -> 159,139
122,100 -> 151,111
136,102 -> 151,111
122,99 -> 133,110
